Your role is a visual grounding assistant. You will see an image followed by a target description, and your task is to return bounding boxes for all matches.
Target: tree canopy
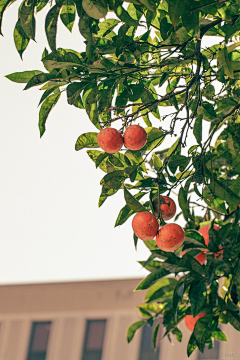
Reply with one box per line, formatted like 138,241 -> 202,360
2,0 -> 240,356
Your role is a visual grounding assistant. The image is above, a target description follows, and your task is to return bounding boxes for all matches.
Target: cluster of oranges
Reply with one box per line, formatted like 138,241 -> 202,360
132,197 -> 185,252
97,126 -> 186,252
97,124 -> 147,152
97,125 -> 223,332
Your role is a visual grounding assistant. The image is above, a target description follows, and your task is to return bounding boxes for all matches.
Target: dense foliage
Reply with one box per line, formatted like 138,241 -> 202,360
2,0 -> 240,355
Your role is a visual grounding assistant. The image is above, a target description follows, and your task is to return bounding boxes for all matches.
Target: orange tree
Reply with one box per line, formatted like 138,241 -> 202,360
2,0 -> 240,356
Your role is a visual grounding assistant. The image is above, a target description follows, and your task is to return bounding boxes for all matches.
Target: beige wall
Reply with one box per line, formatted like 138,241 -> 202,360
0,279 -> 238,360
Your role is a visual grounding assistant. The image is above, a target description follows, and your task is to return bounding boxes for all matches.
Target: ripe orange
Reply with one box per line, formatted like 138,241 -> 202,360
185,313 -> 206,331
152,196 -> 176,220
124,125 -> 147,150
132,212 -> 159,241
156,223 -> 185,252
97,128 -> 123,154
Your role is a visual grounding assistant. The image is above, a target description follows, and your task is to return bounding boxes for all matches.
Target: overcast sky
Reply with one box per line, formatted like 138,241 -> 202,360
0,4 -> 219,284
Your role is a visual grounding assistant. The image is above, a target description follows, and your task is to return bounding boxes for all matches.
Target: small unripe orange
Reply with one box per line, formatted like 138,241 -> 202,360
124,125 -> 147,150
185,313 -> 206,331
97,128 -> 123,154
153,196 -> 176,220
156,223 -> 185,252
132,212 -> 159,241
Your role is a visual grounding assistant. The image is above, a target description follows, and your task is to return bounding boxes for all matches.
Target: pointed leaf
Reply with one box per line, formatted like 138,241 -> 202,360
126,320 -> 146,343
167,137 -> 180,157
82,84 -> 101,130
6,70 -> 42,83
153,153 -> 163,172
60,0 -> 75,32
152,323 -> 160,349
124,187 -> 146,212
135,268 -> 169,290
39,92 -> 61,137
189,281 -> 206,317
19,0 -> 37,40
75,132 -> 99,151
193,115 -> 202,145
45,3 -> 63,52
13,18 -> 30,58
0,0 -> 17,35
217,46 -> 234,79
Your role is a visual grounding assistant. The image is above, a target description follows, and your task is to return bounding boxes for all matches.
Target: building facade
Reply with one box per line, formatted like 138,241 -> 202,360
0,278 -> 237,360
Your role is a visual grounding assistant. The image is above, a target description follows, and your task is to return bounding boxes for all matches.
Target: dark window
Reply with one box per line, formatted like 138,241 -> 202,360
81,319 -> 106,360
197,339 -> 220,359
138,323 -> 161,360
27,322 -> 51,360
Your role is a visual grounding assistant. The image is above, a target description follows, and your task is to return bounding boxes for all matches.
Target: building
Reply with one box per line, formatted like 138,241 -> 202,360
0,278 -> 237,360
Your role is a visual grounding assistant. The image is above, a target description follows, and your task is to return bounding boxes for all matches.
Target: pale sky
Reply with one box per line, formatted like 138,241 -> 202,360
0,4 -> 218,284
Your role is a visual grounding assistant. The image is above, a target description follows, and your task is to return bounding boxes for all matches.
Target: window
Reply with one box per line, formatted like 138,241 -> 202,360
26,322 -> 51,360
197,339 -> 220,360
138,323 -> 161,360
81,319 -> 106,360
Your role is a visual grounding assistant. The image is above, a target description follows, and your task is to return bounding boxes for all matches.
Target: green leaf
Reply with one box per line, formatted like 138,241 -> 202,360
115,0 -> 139,27
139,0 -> 156,12
168,0 -> 184,27
38,85 -> 60,106
39,92 -> 61,137
96,18 -> 120,38
24,71 -> 57,90
217,46 -> 234,79
153,153 -> 163,172
13,18 -> 30,58
144,278 -> 177,301
5,70 -> 42,83
82,84 -> 101,130
141,127 -> 165,151
208,177 -> 240,207
42,48 -> 84,70
126,320 -> 146,343
19,0 -> 37,40
60,0 -> 75,32
82,0 -> 107,20
100,170 -> 126,196
152,323 -> 160,349
115,192 -> 146,227
178,187 -> 192,221
212,328 -> 227,341
115,23 -> 129,57
96,152 -> 109,168
135,267 -> 169,290
184,230 -> 207,248
66,82 -> 87,105
36,0 -> 48,12
227,311 -> 240,331
124,187 -> 146,212
193,115 -> 202,145
45,3 -> 63,52
167,137 -> 180,157
0,0 -> 17,36
187,333 -> 198,357
172,327 -> 182,342
78,15 -> 92,41
75,132 -> 99,151
193,314 -> 215,352
189,281 -> 206,317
